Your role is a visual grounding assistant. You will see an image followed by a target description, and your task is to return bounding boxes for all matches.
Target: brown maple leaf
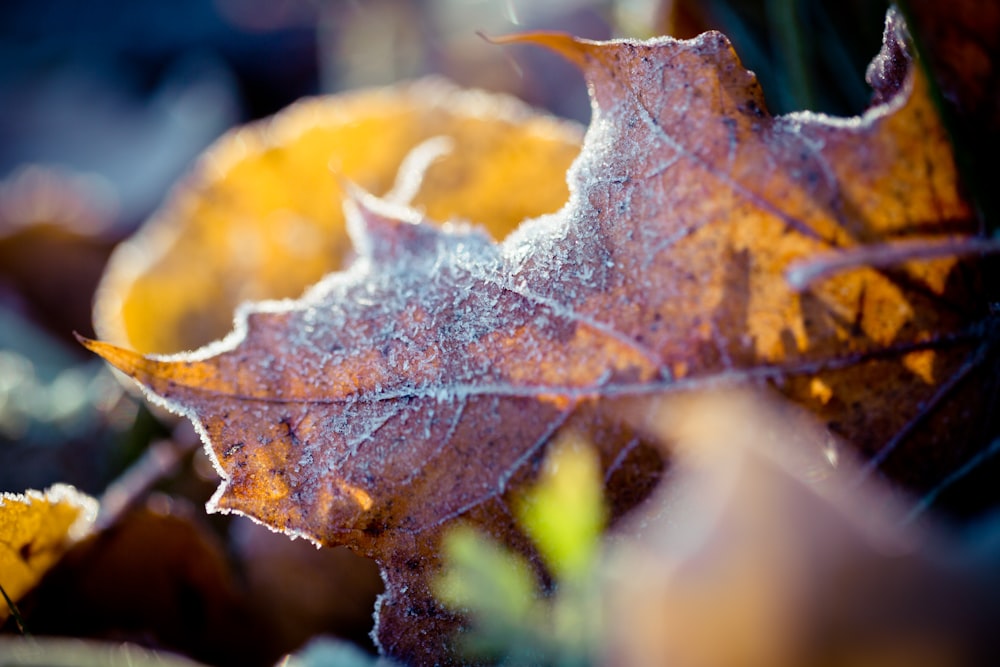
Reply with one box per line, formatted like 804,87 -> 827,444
82,9 -> 996,664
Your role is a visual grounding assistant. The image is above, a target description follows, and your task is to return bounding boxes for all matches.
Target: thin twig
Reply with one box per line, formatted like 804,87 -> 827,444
96,435 -> 198,530
0,582 -> 29,635
786,236 -> 1000,291
904,438 -> 1000,525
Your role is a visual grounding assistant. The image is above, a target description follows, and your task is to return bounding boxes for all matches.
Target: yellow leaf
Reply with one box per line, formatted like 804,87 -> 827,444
0,484 -> 98,619
94,79 -> 582,355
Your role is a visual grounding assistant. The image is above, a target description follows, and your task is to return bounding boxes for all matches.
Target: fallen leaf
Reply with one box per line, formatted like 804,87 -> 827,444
606,389 -> 1000,667
0,637 -> 211,667
0,484 -> 97,622
84,9 -> 996,663
0,166 -> 117,345
93,79 -> 582,355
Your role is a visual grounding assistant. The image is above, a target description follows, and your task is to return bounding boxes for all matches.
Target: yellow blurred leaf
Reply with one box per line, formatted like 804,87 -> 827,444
0,484 -> 98,620
94,79 -> 582,355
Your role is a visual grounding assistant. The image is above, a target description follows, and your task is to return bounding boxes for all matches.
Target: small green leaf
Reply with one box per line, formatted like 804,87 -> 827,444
434,526 -> 549,662
434,438 -> 606,665
434,525 -> 537,620
517,433 -> 606,582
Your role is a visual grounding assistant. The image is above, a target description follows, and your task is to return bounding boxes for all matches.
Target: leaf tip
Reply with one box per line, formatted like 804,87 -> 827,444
344,187 -> 440,264
72,330 -> 93,348
488,31 -> 593,69
474,29 -> 497,46
75,334 -> 151,379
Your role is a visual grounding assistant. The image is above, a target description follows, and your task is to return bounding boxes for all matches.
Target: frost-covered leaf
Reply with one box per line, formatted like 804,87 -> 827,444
0,484 -> 97,621
23,504 -> 283,666
83,9 -> 996,664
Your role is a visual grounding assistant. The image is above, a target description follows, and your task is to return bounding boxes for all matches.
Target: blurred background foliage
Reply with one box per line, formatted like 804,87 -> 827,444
1,0 -> 924,664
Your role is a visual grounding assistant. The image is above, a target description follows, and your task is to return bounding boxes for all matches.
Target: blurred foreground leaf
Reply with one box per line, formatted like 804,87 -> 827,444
435,436 -> 606,665
608,389 -> 1000,667
0,637 -> 207,667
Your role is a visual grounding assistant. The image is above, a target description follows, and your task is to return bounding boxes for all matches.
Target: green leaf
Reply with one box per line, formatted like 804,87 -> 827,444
434,526 -> 537,621
516,434 -> 606,582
